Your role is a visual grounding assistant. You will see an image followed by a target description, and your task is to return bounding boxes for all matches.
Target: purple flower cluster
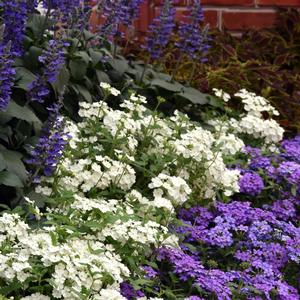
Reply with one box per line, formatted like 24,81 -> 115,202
147,200 -> 300,299
99,0 -> 145,39
0,0 -> 28,57
26,104 -> 70,182
0,40 -> 16,111
43,0 -> 81,23
239,171 -> 264,196
145,0 -> 175,59
282,136 -> 300,163
28,39 -> 66,103
135,138 -> 300,300
175,0 -> 210,61
120,282 -> 145,299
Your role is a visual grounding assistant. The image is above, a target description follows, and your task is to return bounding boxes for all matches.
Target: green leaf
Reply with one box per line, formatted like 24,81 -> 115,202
15,67 -> 36,91
74,84 -> 92,103
96,70 -> 111,84
0,153 -> 5,172
0,101 -> 41,124
27,14 -> 48,38
75,51 -> 90,64
23,46 -> 43,69
89,49 -> 103,66
151,79 -> 183,92
0,171 -> 23,187
108,58 -> 129,75
69,60 -> 88,80
178,87 -> 209,105
52,66 -> 70,95
1,147 -> 27,182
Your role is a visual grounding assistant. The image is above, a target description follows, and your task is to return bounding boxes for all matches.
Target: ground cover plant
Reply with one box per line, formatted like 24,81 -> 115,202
1,85 -> 297,299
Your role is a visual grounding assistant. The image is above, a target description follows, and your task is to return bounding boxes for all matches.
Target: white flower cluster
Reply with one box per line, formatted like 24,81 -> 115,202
0,214 -> 129,299
149,173 -> 192,208
2,85 -> 283,298
211,89 -> 284,144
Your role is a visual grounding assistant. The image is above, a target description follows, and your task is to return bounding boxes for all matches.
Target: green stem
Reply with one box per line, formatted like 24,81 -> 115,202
139,57 -> 151,85
188,61 -> 196,85
171,53 -> 183,82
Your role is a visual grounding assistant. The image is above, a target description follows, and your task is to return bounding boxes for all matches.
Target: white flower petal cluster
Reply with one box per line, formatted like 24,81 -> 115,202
149,173 -> 191,207
3,85 -> 284,298
213,88 -> 231,102
235,89 -> 279,117
212,89 -> 284,144
0,213 -> 130,299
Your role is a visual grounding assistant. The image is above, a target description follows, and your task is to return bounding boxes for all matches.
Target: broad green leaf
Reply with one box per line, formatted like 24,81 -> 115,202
52,66 -> 70,95
89,49 -> 103,66
0,153 -> 5,172
0,101 -> 41,124
96,70 -> 111,84
178,87 -> 209,105
75,51 -> 90,64
1,148 -> 27,182
74,84 -> 92,103
15,67 -> 36,91
69,60 -> 88,80
27,14 -> 48,38
23,46 -> 43,69
151,79 -> 183,92
108,58 -> 129,75
0,171 -> 23,187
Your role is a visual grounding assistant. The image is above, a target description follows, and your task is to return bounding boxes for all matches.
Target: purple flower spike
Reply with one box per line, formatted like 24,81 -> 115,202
0,0 -> 28,57
26,103 -> 70,181
145,0 -> 176,59
28,39 -> 66,103
175,0 -> 210,62
0,41 -> 16,111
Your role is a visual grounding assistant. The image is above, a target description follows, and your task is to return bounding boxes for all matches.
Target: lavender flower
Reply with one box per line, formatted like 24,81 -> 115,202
0,40 -> 16,111
145,0 -> 175,59
175,0 -> 210,61
43,0 -> 81,23
281,136 -> 300,163
239,171 -> 264,196
277,161 -> 300,185
28,39 -> 66,103
0,0 -> 28,57
100,0 -> 145,39
26,104 -> 70,182
120,282 -> 145,300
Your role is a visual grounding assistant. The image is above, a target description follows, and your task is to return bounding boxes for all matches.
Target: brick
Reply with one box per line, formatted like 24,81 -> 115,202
201,0 -> 254,5
204,10 -> 218,27
222,11 -> 276,30
153,7 -> 218,27
257,0 -> 300,6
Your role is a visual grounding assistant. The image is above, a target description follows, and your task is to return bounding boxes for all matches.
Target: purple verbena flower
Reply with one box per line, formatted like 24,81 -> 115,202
277,161 -> 300,185
120,282 -> 145,300
239,171 -> 264,196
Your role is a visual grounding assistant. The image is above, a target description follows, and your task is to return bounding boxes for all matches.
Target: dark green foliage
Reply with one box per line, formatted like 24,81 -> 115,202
0,12 -> 219,206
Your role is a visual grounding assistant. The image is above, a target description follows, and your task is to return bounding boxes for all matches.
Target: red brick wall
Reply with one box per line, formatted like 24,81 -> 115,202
145,0 -> 300,33
90,0 -> 300,35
